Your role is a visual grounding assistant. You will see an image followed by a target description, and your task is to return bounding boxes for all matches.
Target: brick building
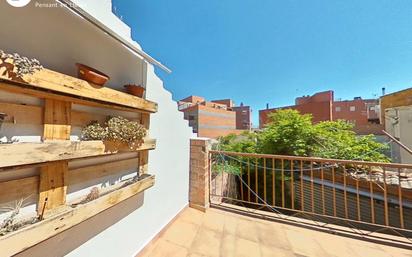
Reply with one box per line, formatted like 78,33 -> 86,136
179,96 -> 251,138
259,90 -> 383,135
211,99 -> 252,130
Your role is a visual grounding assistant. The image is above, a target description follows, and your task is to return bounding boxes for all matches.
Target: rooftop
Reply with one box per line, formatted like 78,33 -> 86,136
137,206 -> 410,257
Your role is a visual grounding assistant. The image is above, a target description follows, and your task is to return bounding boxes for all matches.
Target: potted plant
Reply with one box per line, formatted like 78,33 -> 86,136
124,84 -> 145,98
76,63 -> 110,87
81,116 -> 147,150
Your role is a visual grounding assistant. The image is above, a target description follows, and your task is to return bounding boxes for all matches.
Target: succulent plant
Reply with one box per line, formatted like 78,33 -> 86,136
81,116 -> 147,148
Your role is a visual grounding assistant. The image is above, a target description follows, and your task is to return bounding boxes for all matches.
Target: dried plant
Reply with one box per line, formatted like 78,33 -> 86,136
81,121 -> 108,141
0,197 -> 34,236
82,116 -> 147,148
0,50 -> 43,78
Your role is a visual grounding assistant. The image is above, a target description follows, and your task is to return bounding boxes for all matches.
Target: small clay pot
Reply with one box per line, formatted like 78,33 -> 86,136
124,84 -> 145,98
76,63 -> 109,86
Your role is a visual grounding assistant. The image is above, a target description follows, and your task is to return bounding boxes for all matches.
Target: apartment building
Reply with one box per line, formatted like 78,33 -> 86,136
179,96 -> 251,138
259,90 -> 383,135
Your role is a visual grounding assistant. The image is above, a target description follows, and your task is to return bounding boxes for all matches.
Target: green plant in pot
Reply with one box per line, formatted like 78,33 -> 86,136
82,116 -> 147,150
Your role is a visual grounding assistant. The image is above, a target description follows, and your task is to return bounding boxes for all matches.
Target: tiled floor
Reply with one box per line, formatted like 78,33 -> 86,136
138,207 -> 412,257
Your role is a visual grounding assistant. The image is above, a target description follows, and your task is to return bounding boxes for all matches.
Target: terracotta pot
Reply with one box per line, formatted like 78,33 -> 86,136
124,84 -> 145,98
76,63 -> 109,86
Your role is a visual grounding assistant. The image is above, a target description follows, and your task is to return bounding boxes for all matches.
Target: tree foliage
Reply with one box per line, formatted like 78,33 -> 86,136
217,109 -> 389,162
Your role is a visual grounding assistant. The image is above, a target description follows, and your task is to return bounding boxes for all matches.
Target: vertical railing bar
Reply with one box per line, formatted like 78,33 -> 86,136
240,160 -> 244,201
332,165 -> 336,217
383,167 -> 389,226
281,159 -> 285,208
310,161 -> 314,213
343,165 -> 348,219
290,160 -> 295,210
222,156 -> 225,197
214,154 -> 219,195
209,152 -> 212,204
255,157 -> 259,203
248,158 -> 251,202
356,167 -> 361,221
398,168 -> 404,229
264,158 -> 267,202
369,165 -> 375,224
272,158 -> 276,206
321,162 -> 325,215
300,160 -> 304,211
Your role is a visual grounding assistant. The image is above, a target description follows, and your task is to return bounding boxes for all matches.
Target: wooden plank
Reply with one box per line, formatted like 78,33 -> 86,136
0,158 -> 139,205
0,102 -> 43,125
69,157 -> 139,186
0,139 -> 156,170
0,102 -> 108,127
43,99 -> 71,140
0,177 -> 39,204
0,68 -> 158,113
139,113 -> 151,175
0,175 -> 155,257
38,161 -> 68,215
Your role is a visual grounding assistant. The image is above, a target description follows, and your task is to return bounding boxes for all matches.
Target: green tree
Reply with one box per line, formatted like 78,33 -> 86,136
258,109 -> 316,156
216,109 -> 389,162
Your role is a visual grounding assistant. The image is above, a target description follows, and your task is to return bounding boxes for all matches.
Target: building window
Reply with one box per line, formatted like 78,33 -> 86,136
335,106 -> 341,112
350,106 -> 356,112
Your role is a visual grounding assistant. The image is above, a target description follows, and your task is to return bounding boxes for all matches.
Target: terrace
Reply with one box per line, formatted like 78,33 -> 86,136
1,1 -> 412,257
137,207 -> 410,257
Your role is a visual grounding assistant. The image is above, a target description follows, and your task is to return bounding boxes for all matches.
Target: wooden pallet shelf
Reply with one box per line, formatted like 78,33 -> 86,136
0,139 -> 156,170
0,174 -> 155,257
0,58 -> 157,255
0,68 -> 157,113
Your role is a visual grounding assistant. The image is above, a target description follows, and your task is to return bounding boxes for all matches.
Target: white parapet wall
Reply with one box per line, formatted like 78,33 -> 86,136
0,1 -> 195,256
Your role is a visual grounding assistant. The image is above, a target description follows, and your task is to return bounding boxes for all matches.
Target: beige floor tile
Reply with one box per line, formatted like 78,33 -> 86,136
220,234 -> 236,257
223,213 -> 238,235
234,238 -> 261,257
311,233 -> 360,257
190,228 -> 222,257
180,208 -> 205,226
348,244 -> 392,257
201,210 -> 225,232
236,218 -> 260,242
148,239 -> 188,257
162,220 -> 200,248
260,245 -> 295,257
285,229 -> 328,257
255,221 -> 291,250
381,246 -> 412,257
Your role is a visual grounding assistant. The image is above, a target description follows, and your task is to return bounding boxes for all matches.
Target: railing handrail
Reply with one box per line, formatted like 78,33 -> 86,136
210,150 -> 412,169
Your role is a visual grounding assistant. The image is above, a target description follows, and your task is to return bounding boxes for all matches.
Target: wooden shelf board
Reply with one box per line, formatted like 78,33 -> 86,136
0,68 -> 157,113
0,139 -> 156,170
0,157 -> 141,205
0,174 -> 155,257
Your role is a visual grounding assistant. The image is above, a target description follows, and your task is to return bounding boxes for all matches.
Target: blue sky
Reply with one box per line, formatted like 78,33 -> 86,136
113,0 -> 412,126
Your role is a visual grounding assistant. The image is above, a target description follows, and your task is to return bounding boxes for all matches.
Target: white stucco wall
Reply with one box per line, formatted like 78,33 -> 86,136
0,1 -> 194,256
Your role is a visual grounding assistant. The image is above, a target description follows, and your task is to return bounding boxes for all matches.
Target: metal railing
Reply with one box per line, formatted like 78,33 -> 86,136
209,150 -> 412,238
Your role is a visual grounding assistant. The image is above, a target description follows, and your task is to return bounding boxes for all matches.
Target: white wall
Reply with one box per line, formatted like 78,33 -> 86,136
385,106 -> 412,164
0,1 -> 195,256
